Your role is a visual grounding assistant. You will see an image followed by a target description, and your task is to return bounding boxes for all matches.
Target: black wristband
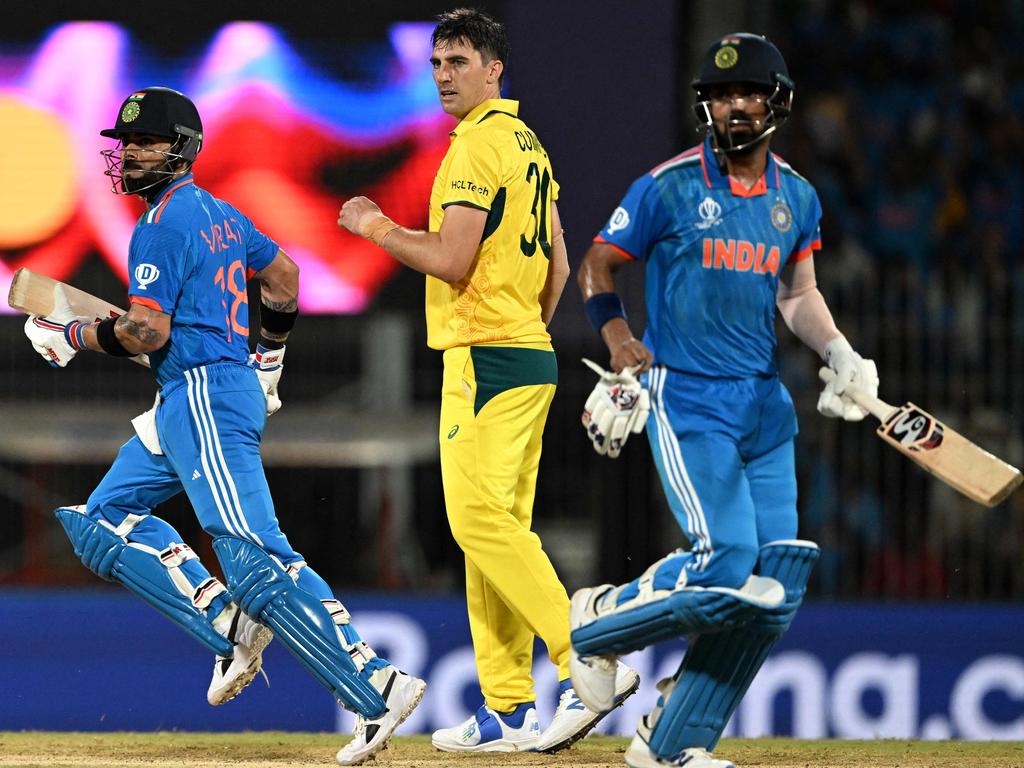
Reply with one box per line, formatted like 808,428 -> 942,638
260,304 -> 298,335
96,317 -> 135,357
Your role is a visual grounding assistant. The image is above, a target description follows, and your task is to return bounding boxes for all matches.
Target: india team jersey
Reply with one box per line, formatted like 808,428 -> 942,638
596,136 -> 822,378
126,174 -> 279,388
426,98 -> 558,350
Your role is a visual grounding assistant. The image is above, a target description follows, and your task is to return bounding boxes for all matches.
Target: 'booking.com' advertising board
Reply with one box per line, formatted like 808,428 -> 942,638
1,591 -> 1021,740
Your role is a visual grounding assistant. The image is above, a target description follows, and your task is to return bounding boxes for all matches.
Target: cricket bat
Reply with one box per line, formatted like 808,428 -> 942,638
819,367 -> 1022,507
8,268 -> 150,368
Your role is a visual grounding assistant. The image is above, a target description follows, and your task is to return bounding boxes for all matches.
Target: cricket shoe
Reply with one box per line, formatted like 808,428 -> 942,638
536,663 -> 641,752
569,584 -> 622,712
336,666 -> 426,766
624,717 -> 735,768
207,609 -> 273,705
431,702 -> 540,752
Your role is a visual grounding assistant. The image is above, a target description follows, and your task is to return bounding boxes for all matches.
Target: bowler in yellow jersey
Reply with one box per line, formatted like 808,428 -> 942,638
338,7 -> 638,754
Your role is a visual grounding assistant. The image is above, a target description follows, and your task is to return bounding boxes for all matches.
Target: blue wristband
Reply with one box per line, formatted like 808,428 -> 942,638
584,292 -> 627,334
64,320 -> 87,350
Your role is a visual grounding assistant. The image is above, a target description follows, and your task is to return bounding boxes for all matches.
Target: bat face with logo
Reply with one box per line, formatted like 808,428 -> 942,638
819,368 -> 1022,508
8,267 -> 150,367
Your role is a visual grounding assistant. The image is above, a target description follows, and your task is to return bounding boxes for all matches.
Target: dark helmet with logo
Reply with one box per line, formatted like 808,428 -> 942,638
100,86 -> 203,195
691,33 -> 794,154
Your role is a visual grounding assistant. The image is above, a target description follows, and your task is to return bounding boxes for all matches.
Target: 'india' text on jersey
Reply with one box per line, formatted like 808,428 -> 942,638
596,136 -> 822,378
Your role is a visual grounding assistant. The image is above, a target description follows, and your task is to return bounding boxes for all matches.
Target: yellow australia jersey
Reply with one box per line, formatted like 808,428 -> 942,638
426,98 -> 559,350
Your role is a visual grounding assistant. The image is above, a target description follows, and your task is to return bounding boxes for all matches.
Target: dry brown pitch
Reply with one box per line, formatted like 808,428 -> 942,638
0,732 -> 1021,768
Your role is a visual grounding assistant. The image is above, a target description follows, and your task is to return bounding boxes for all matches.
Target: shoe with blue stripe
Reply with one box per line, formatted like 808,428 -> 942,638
431,702 -> 540,752
536,663 -> 641,752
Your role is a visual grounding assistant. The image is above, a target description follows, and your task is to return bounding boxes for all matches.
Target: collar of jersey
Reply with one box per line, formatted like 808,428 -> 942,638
149,173 -> 195,208
451,98 -> 520,137
699,136 -> 779,197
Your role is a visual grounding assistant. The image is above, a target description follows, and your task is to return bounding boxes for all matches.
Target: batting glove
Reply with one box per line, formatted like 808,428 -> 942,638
23,285 -> 89,368
581,358 -> 651,458
818,336 -> 878,421
249,344 -> 285,416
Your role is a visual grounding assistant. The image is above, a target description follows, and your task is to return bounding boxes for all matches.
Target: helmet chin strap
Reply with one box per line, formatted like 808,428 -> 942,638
713,119 -> 779,156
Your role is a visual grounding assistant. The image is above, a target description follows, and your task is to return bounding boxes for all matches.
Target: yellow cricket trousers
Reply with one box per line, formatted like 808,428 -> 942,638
439,344 -> 572,711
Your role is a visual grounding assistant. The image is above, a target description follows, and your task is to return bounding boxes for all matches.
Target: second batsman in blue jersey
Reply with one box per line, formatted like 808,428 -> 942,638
570,35 -> 879,768
23,86 -> 423,766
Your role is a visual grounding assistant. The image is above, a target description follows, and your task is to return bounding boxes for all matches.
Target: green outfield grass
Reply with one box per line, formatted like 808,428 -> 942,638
0,732 -> 1021,767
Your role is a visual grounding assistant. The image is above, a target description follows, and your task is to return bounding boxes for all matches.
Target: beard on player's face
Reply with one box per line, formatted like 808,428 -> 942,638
119,154 -> 184,194
120,165 -> 166,194
714,115 -> 768,154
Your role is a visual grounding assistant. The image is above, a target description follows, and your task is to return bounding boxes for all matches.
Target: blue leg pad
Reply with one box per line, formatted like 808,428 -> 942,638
570,574 -> 785,657
647,540 -> 819,758
55,507 -> 233,656
213,536 -> 386,718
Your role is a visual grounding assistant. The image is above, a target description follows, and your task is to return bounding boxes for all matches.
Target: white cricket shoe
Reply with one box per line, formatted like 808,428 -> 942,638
207,609 -> 273,706
624,720 -> 735,768
536,662 -> 641,752
336,666 -> 426,766
569,584 -> 621,712
431,702 -> 540,752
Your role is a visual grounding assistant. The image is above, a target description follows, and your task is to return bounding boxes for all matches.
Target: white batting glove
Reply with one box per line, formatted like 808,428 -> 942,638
23,285 -> 88,368
581,358 -> 651,458
249,344 -> 284,416
818,336 -> 878,421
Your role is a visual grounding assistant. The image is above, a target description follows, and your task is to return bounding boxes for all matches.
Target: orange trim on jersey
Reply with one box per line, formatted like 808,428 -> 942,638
593,235 -> 637,261
728,174 -> 768,198
650,146 -> 701,176
791,239 -> 822,263
130,295 -> 165,312
246,267 -> 257,280
699,146 -> 713,188
152,179 -> 194,224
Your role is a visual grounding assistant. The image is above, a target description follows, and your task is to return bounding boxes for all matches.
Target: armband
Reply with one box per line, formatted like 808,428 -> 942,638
584,292 -> 627,334
96,317 -> 135,357
260,304 -> 298,336
365,215 -> 400,247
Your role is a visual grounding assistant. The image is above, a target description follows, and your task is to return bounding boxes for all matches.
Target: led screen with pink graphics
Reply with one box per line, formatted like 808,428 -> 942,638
0,21 -> 454,313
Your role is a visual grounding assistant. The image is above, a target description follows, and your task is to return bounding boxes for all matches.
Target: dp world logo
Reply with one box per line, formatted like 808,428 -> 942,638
607,206 -> 630,235
696,197 -> 722,230
134,263 -> 160,290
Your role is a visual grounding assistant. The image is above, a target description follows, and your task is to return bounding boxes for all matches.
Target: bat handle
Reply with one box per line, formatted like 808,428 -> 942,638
818,366 -> 898,422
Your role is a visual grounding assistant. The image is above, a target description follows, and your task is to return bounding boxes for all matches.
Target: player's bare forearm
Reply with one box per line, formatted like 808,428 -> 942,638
381,228 -> 474,282
82,303 -> 170,354
540,233 -> 570,325
255,250 -> 300,344
578,241 -> 652,372
776,256 -> 840,357
540,206 -> 570,325
338,196 -> 483,283
577,242 -> 621,300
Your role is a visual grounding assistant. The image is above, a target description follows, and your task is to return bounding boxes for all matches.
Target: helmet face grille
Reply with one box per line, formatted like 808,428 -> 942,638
98,87 -> 203,195
690,33 -> 793,155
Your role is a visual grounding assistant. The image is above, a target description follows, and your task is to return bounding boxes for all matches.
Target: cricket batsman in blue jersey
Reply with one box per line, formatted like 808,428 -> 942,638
23,86 -> 423,766
569,35 -> 879,768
